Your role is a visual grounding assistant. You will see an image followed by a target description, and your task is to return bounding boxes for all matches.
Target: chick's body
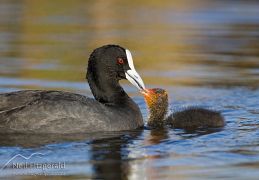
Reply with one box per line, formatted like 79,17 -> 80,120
142,88 -> 225,129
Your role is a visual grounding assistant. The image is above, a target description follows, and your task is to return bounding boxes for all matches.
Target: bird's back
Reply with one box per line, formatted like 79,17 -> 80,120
166,107 -> 225,129
0,90 -> 143,133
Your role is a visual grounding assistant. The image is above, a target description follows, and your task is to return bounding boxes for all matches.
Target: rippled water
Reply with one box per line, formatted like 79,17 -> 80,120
0,0 -> 259,179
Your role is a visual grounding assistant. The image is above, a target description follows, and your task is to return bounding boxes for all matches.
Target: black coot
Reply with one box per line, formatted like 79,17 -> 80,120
0,45 -> 146,133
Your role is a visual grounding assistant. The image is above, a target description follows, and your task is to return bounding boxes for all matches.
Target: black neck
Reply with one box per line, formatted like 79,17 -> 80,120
87,67 -> 129,105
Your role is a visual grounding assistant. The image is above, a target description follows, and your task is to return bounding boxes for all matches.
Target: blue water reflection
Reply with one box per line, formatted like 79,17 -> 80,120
0,0 -> 259,179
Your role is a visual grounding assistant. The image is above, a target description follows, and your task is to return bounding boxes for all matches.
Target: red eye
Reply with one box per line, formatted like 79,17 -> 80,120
117,58 -> 124,64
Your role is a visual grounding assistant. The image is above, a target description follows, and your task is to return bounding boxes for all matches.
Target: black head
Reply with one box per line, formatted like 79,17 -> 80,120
87,45 -> 127,80
87,45 -> 145,104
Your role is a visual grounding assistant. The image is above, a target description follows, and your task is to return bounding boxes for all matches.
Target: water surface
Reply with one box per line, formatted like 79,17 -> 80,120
0,0 -> 259,179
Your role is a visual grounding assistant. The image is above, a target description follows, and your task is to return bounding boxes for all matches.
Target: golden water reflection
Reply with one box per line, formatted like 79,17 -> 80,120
1,1 -> 259,179
0,0 -> 259,89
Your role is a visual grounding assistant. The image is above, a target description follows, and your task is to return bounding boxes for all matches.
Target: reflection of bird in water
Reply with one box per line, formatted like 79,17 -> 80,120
141,88 -> 225,129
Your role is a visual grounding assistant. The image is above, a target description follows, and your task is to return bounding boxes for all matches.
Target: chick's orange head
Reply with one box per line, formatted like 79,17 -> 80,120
141,88 -> 168,109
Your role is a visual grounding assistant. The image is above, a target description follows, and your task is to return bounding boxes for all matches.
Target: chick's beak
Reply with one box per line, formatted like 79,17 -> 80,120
140,89 -> 147,96
140,88 -> 151,96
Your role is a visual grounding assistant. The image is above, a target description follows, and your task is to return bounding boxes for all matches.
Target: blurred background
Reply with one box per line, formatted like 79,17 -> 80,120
0,0 -> 259,179
1,0 -> 259,93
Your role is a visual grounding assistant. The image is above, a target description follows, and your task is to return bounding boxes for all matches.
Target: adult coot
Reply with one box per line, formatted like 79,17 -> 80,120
0,45 -> 145,133
142,88 -> 225,129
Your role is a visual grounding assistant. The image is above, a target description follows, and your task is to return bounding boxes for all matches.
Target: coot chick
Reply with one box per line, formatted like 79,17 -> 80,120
0,45 -> 146,133
142,88 -> 225,129
166,108 -> 225,129
142,88 -> 168,127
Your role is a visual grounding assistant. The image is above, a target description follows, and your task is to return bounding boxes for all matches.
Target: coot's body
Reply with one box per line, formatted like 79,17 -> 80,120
0,90 -> 142,133
166,107 -> 225,129
0,45 -> 145,133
